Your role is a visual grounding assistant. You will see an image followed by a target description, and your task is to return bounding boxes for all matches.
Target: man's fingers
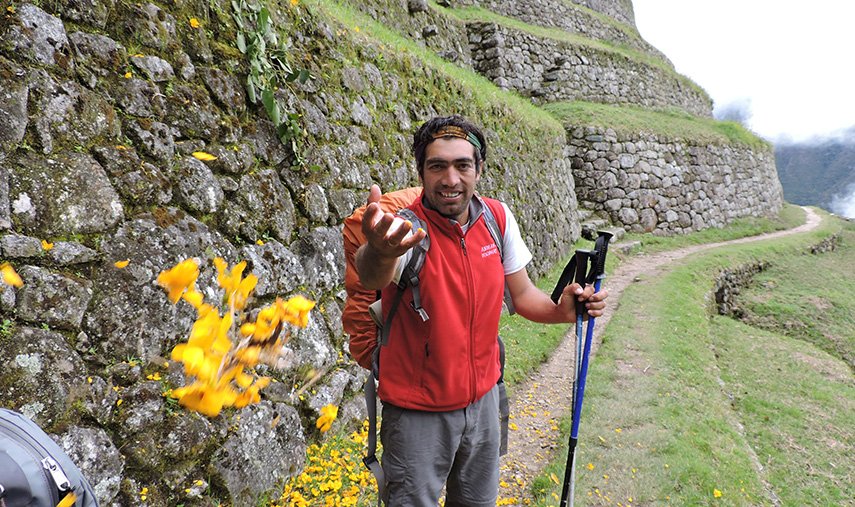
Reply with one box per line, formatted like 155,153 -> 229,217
367,184 -> 381,205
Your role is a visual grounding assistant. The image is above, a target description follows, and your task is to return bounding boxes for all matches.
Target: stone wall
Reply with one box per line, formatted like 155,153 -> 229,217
713,261 -> 770,317
576,0 -> 636,26
456,0 -> 664,60
468,22 -> 713,116
568,126 -> 785,234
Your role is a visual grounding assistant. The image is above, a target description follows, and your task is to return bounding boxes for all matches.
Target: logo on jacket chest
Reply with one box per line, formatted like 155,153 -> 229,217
480,243 -> 499,258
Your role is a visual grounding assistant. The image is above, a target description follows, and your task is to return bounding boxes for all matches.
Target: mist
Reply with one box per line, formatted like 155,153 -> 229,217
830,182 -> 855,219
713,98 -> 752,126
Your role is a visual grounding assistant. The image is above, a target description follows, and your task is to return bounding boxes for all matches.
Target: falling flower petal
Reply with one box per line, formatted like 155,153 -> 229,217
316,404 -> 338,433
1,263 -> 23,287
41,239 -> 54,251
114,259 -> 130,268
192,151 -> 218,161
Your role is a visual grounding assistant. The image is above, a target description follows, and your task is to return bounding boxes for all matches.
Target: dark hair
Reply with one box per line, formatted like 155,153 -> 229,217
412,115 -> 487,176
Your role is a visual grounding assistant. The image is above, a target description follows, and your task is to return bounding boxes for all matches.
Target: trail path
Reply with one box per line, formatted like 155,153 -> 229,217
497,207 -> 821,504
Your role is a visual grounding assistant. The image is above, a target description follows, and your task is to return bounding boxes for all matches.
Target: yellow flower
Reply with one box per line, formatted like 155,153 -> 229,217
124,71 -> 132,79
316,404 -> 338,433
255,239 -> 264,246
189,17 -> 200,28
290,0 -> 299,5
587,463 -> 595,470
192,151 -> 217,161
1,263 -> 23,287
279,294 -> 315,327
6,6 -> 16,13
713,488 -> 722,498
41,239 -> 54,251
157,258 -> 200,303
114,259 -> 130,268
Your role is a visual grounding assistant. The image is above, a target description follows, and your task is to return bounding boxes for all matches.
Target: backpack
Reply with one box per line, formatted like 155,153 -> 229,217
341,187 -> 514,501
0,409 -> 99,507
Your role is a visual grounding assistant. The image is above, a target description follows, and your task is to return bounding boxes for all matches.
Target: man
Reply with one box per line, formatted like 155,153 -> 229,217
356,115 -> 607,506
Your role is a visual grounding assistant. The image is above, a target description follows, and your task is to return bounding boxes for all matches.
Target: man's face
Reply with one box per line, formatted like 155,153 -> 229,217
419,137 -> 482,224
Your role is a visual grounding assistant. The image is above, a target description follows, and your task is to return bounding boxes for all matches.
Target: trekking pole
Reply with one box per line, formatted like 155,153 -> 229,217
561,232 -> 612,507
558,249 -> 593,506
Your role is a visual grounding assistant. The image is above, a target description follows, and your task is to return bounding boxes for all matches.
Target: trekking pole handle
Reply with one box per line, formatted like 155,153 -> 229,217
573,250 -> 592,318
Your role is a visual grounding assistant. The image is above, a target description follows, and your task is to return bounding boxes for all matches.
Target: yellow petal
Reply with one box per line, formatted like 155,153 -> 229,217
1,263 -> 23,287
189,17 -> 200,28
192,151 -> 217,161
57,492 -> 78,507
182,288 -> 205,309
41,239 -> 54,251
114,259 -> 130,268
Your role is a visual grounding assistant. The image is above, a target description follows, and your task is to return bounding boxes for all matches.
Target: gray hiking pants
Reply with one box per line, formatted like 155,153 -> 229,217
380,384 -> 500,506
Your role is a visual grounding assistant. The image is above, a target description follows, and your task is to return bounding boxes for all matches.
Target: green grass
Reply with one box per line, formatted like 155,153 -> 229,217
544,101 -> 771,149
309,0 -> 563,134
737,224 -> 855,368
524,209 -> 854,506
502,205 -> 806,394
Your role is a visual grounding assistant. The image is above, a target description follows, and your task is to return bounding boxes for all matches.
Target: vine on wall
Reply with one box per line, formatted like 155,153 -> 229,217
231,0 -> 311,165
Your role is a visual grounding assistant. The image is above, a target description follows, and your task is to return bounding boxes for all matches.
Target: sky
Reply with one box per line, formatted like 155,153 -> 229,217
632,0 -> 855,144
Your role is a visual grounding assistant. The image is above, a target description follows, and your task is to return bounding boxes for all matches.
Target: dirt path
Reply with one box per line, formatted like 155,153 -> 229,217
497,207 -> 821,505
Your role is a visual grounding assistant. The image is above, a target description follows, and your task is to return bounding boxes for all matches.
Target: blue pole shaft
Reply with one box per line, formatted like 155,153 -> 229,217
570,277 -> 602,439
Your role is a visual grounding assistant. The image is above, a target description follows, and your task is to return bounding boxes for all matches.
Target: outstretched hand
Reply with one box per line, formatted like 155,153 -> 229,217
361,184 -> 427,259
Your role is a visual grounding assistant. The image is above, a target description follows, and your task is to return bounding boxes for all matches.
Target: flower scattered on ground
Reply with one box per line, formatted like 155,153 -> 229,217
114,259 -> 130,268
275,420 -> 376,507
41,239 -> 53,251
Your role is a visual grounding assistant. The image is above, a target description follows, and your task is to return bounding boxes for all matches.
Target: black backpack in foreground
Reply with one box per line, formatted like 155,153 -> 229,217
0,409 -> 98,507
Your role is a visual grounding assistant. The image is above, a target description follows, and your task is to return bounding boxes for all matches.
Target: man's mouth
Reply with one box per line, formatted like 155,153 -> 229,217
440,191 -> 462,199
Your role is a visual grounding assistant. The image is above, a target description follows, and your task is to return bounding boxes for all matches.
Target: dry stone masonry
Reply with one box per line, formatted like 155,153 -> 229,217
569,127 -> 784,234
468,22 -> 713,116
456,0 -> 666,60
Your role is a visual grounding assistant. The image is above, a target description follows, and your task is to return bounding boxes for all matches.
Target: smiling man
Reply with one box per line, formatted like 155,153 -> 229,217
355,115 -> 608,506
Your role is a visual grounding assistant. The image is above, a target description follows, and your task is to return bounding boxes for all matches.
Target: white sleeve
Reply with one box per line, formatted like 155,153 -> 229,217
501,203 -> 532,275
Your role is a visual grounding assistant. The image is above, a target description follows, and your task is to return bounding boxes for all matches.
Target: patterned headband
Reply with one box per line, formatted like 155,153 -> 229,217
431,125 -> 483,152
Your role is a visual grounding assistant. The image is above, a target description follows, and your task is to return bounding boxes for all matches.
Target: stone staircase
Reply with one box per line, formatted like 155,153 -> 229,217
578,208 -> 641,254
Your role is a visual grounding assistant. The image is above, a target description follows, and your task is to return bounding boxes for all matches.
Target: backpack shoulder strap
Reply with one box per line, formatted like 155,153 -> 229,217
378,207 -> 429,347
480,198 -> 516,315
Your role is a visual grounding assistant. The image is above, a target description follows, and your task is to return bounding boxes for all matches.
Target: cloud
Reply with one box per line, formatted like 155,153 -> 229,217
830,182 -> 855,219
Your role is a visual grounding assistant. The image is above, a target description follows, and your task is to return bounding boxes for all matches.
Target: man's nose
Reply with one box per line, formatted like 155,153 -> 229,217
440,167 -> 461,186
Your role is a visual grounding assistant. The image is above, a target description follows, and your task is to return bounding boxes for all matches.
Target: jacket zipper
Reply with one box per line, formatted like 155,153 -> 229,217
459,233 -> 478,404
